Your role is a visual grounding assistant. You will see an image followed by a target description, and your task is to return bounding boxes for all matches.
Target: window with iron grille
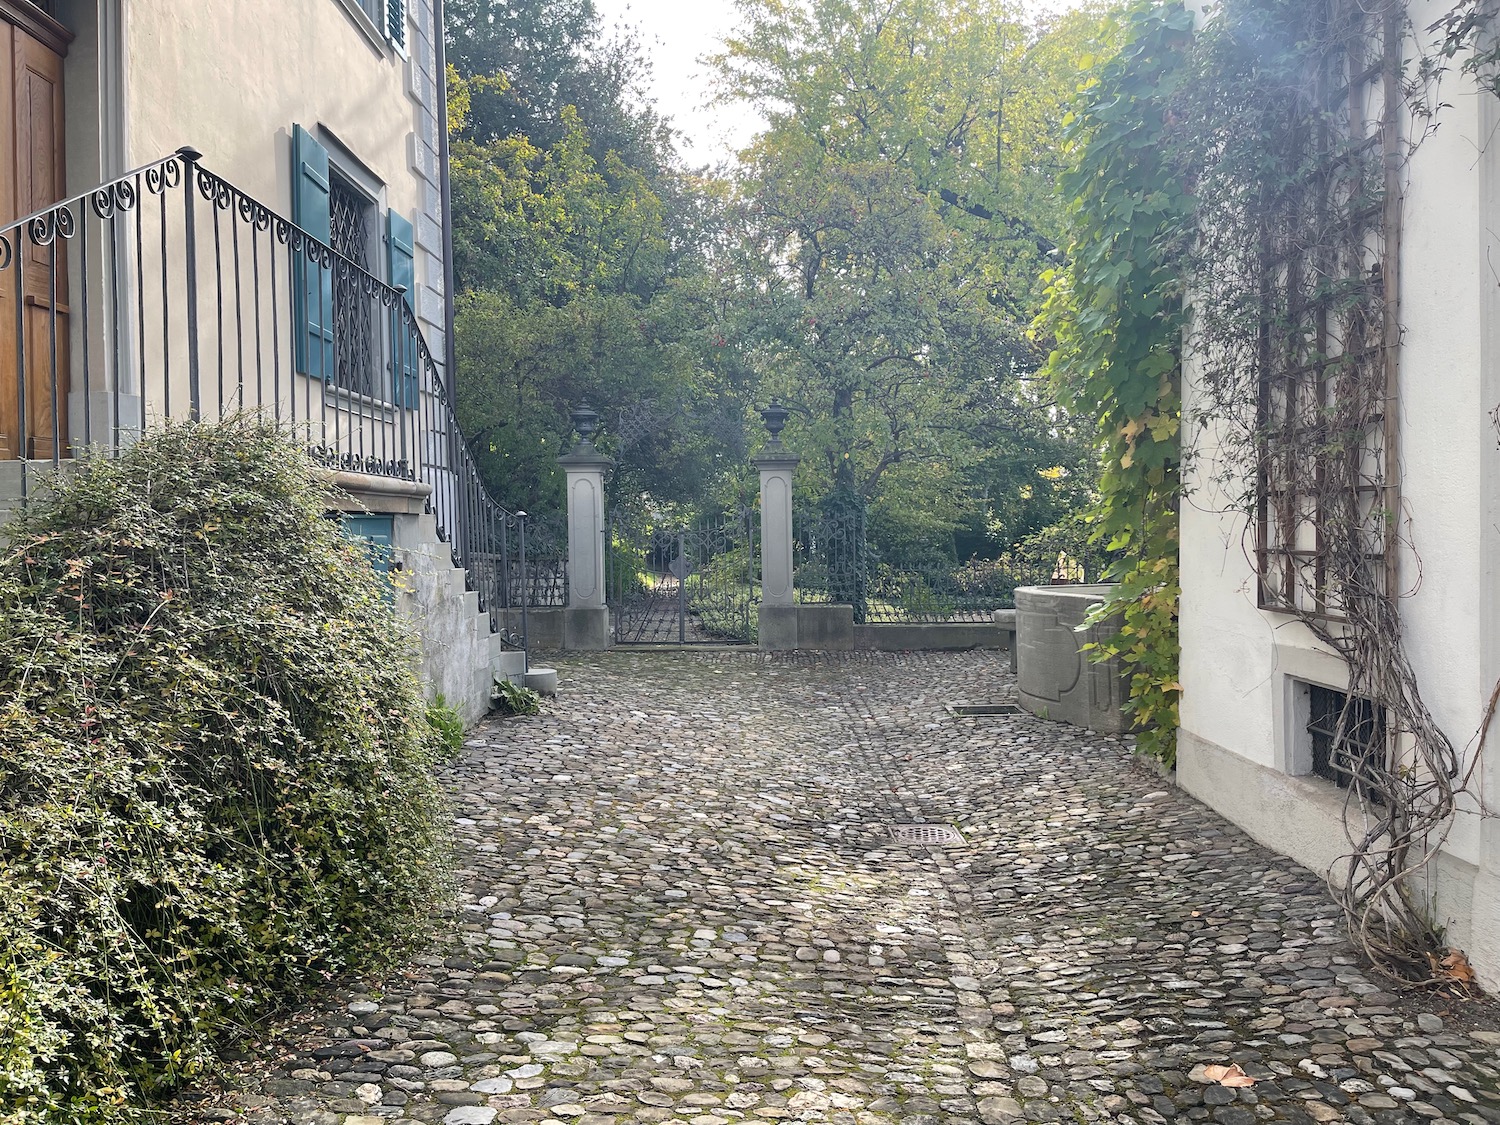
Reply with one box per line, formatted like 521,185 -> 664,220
386,0 -> 406,49
328,172 -> 378,399
1306,683 -> 1387,804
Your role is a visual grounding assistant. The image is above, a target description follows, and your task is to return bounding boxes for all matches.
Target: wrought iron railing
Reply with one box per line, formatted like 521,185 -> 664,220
796,509 -> 1113,624
605,506 -> 758,644
0,148 -> 543,643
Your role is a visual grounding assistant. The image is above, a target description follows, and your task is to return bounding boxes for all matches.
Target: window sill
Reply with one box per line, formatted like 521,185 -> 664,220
330,0 -> 391,59
327,384 -> 401,423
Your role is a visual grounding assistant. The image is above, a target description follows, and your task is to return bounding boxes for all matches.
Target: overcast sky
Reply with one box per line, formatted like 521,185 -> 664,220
591,0 -> 1088,165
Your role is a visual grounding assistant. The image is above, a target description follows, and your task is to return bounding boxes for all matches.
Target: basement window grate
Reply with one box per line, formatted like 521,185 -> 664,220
948,703 -> 1021,716
889,824 -> 966,847
1306,683 -> 1387,805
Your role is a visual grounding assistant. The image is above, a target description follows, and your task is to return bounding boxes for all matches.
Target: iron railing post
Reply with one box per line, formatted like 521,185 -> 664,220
12,226 -> 27,480
178,147 -> 203,420
518,510 -> 530,674
678,528 -> 687,645
47,228 -> 59,464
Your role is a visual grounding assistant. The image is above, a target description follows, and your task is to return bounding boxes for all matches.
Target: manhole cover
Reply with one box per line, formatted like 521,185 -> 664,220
948,703 -> 1021,716
889,824 -> 966,846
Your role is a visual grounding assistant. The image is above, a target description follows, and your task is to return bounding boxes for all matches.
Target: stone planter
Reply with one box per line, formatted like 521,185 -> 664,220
1015,584 -> 1131,734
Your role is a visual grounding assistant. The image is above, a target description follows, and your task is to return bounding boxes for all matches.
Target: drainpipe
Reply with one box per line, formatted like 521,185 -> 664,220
434,0 -> 457,395
432,0 -> 469,569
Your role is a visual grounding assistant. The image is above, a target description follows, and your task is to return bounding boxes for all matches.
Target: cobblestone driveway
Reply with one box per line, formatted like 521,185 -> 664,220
188,651 -> 1500,1125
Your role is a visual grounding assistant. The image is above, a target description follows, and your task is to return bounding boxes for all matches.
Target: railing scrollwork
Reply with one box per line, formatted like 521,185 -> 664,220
0,146 -> 553,652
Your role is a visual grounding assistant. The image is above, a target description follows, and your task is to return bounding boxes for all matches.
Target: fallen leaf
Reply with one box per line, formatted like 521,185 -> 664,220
1440,948 -> 1476,982
1202,1064 -> 1256,1087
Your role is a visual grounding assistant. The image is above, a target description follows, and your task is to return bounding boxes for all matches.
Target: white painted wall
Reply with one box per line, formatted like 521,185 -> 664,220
1178,7 -> 1500,983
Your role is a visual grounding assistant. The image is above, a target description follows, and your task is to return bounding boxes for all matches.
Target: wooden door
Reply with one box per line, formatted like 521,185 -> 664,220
0,2 -> 69,461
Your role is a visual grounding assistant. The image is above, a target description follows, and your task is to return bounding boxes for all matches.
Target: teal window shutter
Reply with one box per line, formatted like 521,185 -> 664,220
386,0 -> 406,49
387,209 -> 419,408
292,124 -> 335,380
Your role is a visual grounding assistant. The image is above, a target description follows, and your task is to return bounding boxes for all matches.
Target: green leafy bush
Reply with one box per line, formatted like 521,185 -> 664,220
492,678 -> 542,716
0,420 -> 450,1120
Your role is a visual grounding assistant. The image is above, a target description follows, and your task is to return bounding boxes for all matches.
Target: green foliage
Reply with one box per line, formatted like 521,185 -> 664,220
891,575 -> 955,623
1038,1 -> 1191,764
450,103 -> 670,300
448,0 -> 1106,552
1425,1 -> 1500,99
0,420 -> 449,1120
448,58 -> 747,512
718,0 -> 1110,557
426,696 -> 468,755
492,679 -> 543,716
446,0 -> 670,172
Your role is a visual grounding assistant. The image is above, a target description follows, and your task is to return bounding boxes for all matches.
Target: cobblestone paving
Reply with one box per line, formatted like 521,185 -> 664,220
184,651 -> 1500,1125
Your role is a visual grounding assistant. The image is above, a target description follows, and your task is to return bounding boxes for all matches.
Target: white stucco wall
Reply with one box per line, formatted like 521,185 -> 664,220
392,509 -> 497,725
1178,10 -> 1500,981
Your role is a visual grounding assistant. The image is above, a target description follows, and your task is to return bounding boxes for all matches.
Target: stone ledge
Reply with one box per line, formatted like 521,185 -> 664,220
325,471 -> 432,516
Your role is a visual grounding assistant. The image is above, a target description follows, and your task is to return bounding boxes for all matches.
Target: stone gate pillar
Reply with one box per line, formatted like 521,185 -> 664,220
557,403 -> 613,650
754,402 -> 800,651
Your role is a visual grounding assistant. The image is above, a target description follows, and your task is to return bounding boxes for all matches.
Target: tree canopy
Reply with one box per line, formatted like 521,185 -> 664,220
714,0 -> 1110,558
445,0 -> 1113,564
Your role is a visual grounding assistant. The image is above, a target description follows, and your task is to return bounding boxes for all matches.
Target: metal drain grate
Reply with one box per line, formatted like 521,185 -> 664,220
889,824 -> 966,846
948,703 -> 1022,716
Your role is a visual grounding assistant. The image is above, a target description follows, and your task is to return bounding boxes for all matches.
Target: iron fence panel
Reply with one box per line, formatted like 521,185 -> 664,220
796,506 -> 1113,624
607,507 -> 757,645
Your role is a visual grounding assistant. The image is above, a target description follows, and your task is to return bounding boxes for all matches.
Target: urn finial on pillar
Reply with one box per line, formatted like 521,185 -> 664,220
760,400 -> 790,443
569,401 -> 601,450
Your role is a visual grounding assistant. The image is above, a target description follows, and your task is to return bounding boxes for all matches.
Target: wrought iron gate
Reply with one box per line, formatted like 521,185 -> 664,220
606,508 -> 757,644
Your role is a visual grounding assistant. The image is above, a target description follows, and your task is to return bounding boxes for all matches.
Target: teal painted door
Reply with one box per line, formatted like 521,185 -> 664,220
343,514 -> 396,602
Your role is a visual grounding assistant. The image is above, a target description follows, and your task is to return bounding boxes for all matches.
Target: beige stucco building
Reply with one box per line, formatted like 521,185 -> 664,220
0,0 -> 519,721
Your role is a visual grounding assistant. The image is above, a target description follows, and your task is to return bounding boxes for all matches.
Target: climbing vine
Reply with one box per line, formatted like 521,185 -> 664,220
1047,0 -> 1498,984
1039,1 -> 1193,766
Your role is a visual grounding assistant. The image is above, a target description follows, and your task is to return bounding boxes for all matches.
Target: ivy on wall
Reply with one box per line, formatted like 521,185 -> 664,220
1045,0 -> 1500,983
1038,0 -> 1192,767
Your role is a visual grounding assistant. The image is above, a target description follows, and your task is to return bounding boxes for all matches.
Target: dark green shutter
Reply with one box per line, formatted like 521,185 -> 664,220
387,209 -> 419,407
386,0 -> 406,49
292,124 -> 335,380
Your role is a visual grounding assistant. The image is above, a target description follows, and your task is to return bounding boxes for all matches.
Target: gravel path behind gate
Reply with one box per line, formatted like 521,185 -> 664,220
178,651 -> 1500,1125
